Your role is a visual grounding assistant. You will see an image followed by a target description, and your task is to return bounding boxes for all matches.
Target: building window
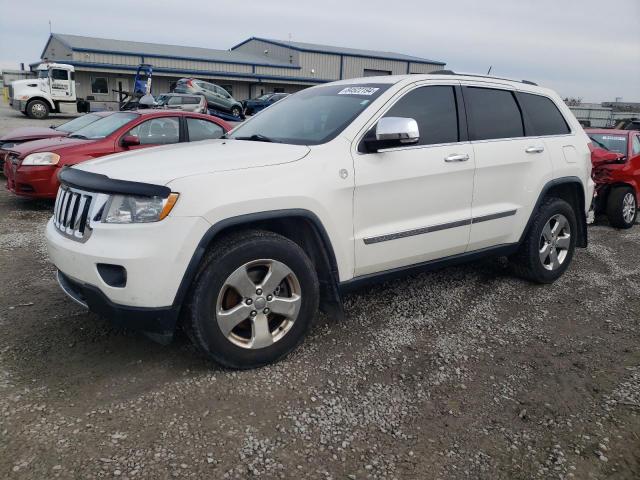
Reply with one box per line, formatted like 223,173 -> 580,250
91,77 -> 109,95
273,87 -> 285,93
220,84 -> 233,97
363,69 -> 392,77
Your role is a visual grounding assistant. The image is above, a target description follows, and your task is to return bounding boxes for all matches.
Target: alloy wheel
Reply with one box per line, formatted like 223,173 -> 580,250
539,214 -> 571,271
622,192 -> 636,224
216,259 -> 301,349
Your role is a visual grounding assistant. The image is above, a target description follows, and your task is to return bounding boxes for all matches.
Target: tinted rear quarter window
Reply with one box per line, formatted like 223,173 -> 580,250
518,92 -> 570,136
465,87 -> 524,140
384,85 -> 459,146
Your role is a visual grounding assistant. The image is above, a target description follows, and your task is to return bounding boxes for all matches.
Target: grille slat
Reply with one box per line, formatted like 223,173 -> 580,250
53,187 -> 95,242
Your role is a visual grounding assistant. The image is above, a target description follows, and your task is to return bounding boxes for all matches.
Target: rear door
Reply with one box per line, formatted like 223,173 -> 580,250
463,84 -> 553,251
353,83 -> 475,276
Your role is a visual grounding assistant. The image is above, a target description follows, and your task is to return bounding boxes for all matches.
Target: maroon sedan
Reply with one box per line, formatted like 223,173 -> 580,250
0,112 -> 111,170
4,110 -> 231,199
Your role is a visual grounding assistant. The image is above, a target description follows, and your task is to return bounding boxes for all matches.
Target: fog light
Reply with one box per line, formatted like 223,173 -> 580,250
97,264 -> 127,288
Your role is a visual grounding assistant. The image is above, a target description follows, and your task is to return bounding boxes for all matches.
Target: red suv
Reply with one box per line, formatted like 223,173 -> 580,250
4,110 -> 231,199
586,128 -> 640,228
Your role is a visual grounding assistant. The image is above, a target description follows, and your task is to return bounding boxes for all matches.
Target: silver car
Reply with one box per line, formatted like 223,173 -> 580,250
173,79 -> 244,118
155,93 -> 207,114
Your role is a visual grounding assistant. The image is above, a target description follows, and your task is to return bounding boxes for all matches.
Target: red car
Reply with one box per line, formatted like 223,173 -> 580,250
0,112 -> 111,170
4,110 -> 231,199
586,128 -> 640,228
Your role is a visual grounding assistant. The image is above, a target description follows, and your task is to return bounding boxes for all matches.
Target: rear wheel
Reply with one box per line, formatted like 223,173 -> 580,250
511,197 -> 577,283
606,186 -> 637,229
231,106 -> 242,118
185,230 -> 319,369
26,99 -> 50,119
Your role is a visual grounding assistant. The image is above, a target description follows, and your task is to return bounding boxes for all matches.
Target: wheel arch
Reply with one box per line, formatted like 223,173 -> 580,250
520,177 -> 588,248
173,209 -> 344,320
26,96 -> 55,110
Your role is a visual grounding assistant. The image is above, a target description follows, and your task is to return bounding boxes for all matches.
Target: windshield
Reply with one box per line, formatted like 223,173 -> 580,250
69,112 -> 138,140
257,94 -> 272,100
37,70 -> 48,79
588,134 -> 628,155
229,84 -> 391,145
55,113 -> 103,133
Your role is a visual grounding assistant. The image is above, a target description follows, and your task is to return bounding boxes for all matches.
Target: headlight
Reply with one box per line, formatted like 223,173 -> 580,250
18,95 -> 31,101
21,152 -> 60,166
103,193 -> 179,223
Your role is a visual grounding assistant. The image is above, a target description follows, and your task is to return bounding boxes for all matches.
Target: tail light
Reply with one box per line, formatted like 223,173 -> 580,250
186,79 -> 193,87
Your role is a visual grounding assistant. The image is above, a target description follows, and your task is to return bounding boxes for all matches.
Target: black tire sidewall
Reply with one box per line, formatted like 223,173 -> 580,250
190,235 -> 319,368
526,199 -> 578,283
28,100 -> 49,119
607,187 -> 637,229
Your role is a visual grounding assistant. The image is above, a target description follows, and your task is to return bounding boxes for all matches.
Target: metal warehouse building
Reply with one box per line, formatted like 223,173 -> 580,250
36,33 -> 445,109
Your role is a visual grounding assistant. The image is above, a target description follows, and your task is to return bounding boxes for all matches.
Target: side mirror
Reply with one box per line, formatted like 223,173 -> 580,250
363,117 -> 420,153
122,135 -> 140,147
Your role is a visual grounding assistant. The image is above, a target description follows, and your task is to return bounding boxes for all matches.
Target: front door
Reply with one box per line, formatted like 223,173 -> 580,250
353,84 -> 475,276
49,68 -> 72,100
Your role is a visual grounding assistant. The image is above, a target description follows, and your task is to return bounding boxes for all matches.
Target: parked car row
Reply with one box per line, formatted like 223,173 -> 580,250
1,72 -> 638,370
3,110 -> 230,199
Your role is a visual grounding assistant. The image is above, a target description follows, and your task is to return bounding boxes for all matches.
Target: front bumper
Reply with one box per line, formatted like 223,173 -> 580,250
11,100 -> 26,112
5,163 -> 59,198
56,270 -> 178,339
46,214 -> 211,329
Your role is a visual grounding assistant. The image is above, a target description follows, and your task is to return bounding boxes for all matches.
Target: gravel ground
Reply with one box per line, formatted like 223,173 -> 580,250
0,103 -> 639,479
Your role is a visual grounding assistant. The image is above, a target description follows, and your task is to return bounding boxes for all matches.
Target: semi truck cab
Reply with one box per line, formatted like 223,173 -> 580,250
10,63 -> 90,119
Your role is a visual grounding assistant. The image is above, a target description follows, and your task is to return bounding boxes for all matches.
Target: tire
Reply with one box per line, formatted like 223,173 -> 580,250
606,186 -> 637,229
231,106 -> 242,118
511,197 -> 577,284
26,100 -> 50,119
185,230 -> 319,369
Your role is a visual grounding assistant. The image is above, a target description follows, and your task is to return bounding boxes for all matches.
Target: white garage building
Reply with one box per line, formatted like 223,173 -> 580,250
36,33 -> 446,109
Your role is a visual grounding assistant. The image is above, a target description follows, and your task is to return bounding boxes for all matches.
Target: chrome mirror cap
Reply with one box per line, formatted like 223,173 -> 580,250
376,117 -> 420,144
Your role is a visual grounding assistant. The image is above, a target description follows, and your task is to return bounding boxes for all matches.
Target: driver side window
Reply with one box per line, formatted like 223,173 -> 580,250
126,117 -> 180,145
383,86 -> 459,146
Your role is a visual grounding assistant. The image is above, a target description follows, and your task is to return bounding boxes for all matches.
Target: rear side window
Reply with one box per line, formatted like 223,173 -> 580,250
465,87 -> 524,140
632,135 -> 640,156
518,93 -> 570,136
167,96 -> 182,106
383,85 -> 458,146
187,118 -> 225,141
183,96 -> 201,105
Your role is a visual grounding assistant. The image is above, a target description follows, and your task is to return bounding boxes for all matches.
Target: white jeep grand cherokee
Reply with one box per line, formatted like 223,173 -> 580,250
46,73 -> 594,368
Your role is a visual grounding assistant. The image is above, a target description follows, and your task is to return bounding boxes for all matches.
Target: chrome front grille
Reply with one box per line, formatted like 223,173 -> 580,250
53,187 -> 96,242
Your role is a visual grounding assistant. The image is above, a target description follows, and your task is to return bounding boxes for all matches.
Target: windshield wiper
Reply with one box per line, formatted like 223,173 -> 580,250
69,134 -> 88,139
234,134 -> 276,143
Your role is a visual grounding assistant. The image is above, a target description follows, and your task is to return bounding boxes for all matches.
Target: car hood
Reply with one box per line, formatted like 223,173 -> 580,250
75,139 -> 310,185
0,126 -> 65,142
9,136 -> 95,157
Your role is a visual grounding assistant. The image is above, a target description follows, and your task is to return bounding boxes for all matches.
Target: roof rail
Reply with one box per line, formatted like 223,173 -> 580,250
429,69 -> 538,86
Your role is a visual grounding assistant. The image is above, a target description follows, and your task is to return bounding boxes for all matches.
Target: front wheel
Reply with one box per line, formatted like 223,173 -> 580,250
26,99 -> 50,119
511,197 -> 577,284
607,186 -> 637,229
231,106 -> 242,118
185,230 -> 319,369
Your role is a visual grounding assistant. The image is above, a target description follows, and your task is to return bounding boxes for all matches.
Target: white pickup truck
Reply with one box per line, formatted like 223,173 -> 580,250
10,63 -> 90,119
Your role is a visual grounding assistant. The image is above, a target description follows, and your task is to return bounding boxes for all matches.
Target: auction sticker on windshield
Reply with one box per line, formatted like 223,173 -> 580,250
338,87 -> 380,96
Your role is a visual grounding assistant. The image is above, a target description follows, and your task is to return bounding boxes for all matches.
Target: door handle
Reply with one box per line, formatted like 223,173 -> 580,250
525,146 -> 545,154
444,153 -> 470,162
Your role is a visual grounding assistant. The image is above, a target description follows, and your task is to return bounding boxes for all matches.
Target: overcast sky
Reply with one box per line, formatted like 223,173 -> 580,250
1,0 -> 638,102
